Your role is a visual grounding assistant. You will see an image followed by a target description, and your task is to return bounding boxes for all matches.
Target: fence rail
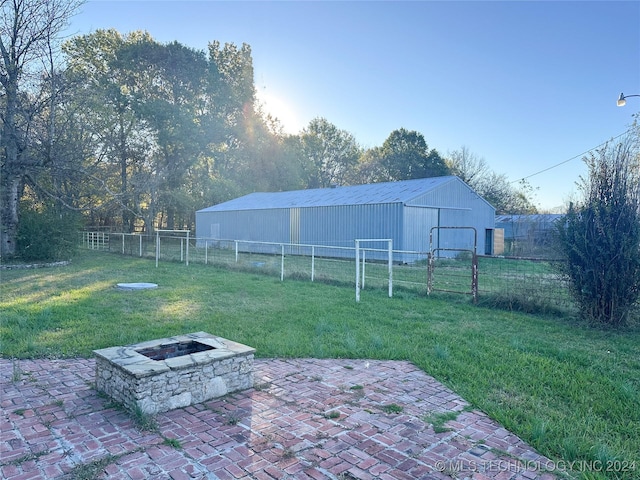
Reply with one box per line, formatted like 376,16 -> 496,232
79,232 -> 575,313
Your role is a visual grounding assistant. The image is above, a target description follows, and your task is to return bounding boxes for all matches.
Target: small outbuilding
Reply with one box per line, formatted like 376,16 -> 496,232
196,176 -> 496,259
495,214 -> 563,256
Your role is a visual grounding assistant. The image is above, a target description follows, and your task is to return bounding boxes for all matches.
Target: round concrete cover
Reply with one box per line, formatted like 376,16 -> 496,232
116,282 -> 158,290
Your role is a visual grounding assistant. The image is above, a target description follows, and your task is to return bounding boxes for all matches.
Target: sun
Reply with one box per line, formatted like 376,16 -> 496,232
256,88 -> 303,134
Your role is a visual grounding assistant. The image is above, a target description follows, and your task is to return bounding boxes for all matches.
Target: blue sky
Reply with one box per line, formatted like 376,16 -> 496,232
64,1 -> 640,211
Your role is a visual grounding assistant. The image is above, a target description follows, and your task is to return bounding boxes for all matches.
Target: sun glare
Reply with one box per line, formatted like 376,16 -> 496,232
257,89 -> 303,134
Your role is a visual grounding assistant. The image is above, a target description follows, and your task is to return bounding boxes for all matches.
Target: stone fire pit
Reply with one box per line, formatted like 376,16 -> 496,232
94,332 -> 255,414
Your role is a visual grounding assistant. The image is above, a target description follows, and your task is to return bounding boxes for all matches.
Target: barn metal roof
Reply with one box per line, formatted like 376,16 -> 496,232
197,176 -> 459,212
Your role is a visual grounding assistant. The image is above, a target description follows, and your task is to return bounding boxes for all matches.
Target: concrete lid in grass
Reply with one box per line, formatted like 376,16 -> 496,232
116,282 -> 158,290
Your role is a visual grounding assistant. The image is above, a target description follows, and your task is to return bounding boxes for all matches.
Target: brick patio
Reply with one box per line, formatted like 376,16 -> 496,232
1,358 -> 557,479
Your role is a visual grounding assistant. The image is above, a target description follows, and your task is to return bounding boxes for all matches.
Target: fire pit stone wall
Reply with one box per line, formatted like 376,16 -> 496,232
94,332 -> 255,414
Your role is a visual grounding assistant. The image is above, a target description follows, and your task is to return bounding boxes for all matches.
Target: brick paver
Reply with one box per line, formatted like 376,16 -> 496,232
1,358 -> 558,479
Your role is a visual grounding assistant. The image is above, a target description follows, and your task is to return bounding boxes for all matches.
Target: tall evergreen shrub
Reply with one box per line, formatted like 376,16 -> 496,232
555,136 -> 640,327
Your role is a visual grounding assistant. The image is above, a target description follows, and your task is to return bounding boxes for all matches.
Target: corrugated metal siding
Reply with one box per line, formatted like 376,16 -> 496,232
290,208 -> 300,244
403,206 -> 439,253
197,203 -> 405,248
299,203 -> 403,259
196,209 -> 290,243
411,178 -> 492,210
438,209 -> 482,252
413,179 -> 495,255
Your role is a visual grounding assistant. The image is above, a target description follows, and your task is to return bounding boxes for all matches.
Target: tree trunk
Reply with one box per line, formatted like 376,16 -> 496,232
0,71 -> 21,258
0,174 -> 22,257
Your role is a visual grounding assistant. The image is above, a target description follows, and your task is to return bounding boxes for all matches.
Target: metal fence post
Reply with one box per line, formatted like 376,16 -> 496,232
472,253 -> 478,304
311,246 -> 315,282
427,252 -> 433,296
355,240 -> 360,302
280,244 -> 285,281
388,239 -> 393,298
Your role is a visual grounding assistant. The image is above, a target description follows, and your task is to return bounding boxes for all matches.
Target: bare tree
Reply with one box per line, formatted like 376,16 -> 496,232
0,0 -> 82,257
446,146 -> 537,214
446,145 -> 490,185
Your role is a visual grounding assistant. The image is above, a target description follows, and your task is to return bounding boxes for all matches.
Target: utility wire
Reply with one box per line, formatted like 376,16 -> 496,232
512,129 -> 631,183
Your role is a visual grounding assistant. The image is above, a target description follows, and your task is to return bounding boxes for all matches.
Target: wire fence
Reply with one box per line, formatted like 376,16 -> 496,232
476,256 -> 572,314
80,231 -> 575,314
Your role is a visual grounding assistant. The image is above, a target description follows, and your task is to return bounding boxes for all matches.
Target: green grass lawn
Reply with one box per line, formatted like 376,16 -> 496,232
1,251 -> 639,479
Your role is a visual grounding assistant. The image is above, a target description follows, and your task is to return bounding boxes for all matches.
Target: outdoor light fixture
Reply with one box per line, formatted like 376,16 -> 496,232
617,92 -> 640,107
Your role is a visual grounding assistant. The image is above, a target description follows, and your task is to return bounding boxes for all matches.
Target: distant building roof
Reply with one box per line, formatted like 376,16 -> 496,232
496,214 -> 564,242
495,214 -> 564,224
198,176 -> 464,212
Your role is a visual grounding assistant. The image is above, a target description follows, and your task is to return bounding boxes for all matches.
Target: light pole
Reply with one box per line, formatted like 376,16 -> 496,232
617,92 -> 640,107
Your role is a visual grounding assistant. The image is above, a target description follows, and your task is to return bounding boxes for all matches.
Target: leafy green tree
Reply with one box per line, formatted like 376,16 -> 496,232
372,128 -> 449,182
205,41 -> 256,178
298,117 -> 361,188
555,133 -> 640,327
229,124 -> 305,194
119,39 -> 209,230
63,29 -> 157,231
208,41 -> 255,123
350,146 -> 387,185
62,33 -> 263,231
